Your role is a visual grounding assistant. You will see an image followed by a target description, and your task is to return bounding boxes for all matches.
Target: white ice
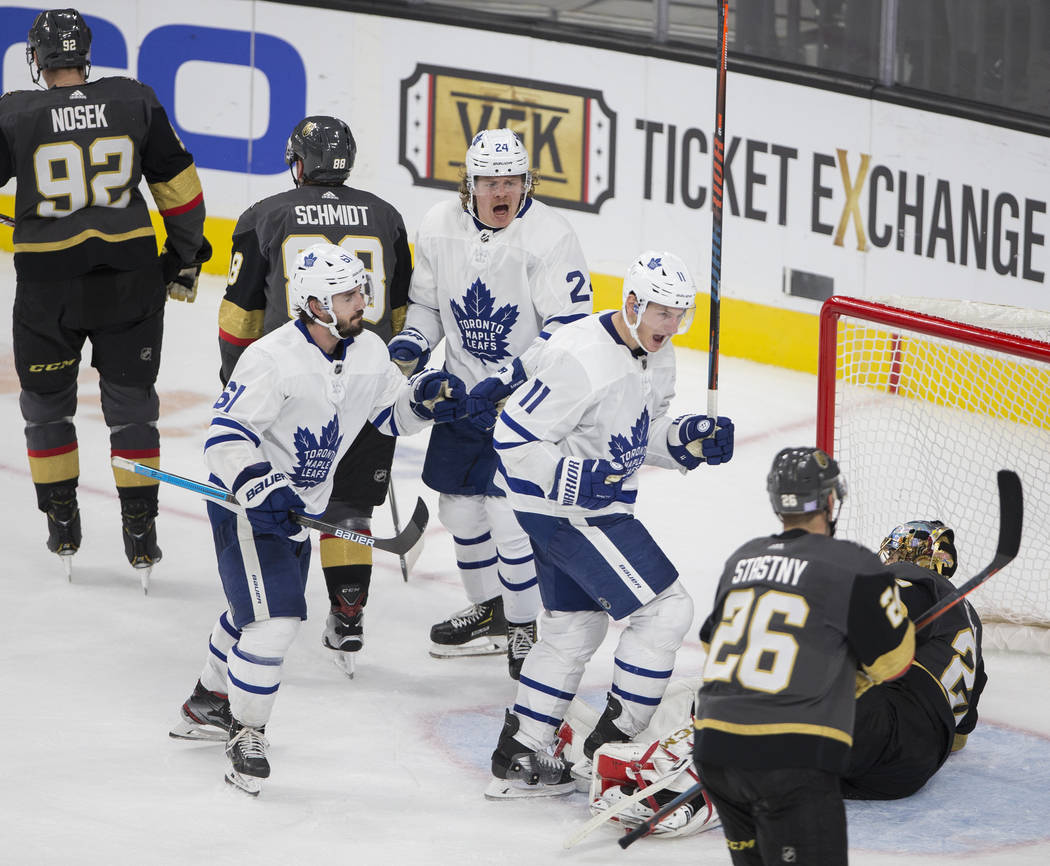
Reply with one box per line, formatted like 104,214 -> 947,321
2,254 -> 1048,865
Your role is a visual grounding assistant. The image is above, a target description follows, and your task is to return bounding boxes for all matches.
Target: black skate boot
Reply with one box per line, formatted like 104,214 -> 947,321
45,487 -> 81,580
485,709 -> 574,800
429,595 -> 507,658
322,585 -> 366,679
121,498 -> 162,592
506,620 -> 537,681
169,680 -> 232,741
225,719 -> 270,796
572,692 -> 633,787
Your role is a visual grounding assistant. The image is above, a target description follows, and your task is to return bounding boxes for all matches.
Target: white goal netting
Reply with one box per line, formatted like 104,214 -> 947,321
819,296 -> 1050,652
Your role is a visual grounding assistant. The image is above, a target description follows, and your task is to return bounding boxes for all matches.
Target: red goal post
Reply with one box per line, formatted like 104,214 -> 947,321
817,296 -> 1050,652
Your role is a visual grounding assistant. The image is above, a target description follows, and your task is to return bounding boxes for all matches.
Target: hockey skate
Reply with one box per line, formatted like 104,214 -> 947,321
45,487 -> 81,581
429,595 -> 507,659
169,680 -> 232,742
120,499 -> 162,594
571,693 -> 632,789
225,720 -> 270,796
485,710 -> 575,800
589,783 -> 720,837
506,620 -> 537,681
322,607 -> 364,680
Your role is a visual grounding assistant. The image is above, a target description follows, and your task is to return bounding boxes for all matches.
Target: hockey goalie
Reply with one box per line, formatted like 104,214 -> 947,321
560,679 -> 722,838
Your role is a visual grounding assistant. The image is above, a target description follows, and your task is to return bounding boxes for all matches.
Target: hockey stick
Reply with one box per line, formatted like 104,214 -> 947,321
1,213 -> 13,227
706,0 -> 729,419
387,480 -> 412,582
914,469 -> 1022,630
110,457 -> 429,556
563,755 -> 691,849
619,468 -> 1023,851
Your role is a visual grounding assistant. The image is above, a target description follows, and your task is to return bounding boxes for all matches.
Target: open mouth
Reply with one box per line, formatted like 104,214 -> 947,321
492,204 -> 510,217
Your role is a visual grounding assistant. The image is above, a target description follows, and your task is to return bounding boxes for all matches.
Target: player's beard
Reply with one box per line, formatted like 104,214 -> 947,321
337,313 -> 364,339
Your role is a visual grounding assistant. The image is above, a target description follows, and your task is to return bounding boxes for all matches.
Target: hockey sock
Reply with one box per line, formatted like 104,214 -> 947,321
200,610 -> 240,694
227,617 -> 299,729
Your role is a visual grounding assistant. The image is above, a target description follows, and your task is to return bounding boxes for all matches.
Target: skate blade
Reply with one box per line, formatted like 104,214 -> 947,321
169,719 -> 228,742
331,651 -> 356,679
225,770 -> 262,796
429,637 -> 507,659
57,552 -> 74,582
484,777 -> 576,800
133,563 -> 152,595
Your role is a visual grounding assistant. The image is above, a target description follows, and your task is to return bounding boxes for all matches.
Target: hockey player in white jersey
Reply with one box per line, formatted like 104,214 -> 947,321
170,243 -> 466,795
483,251 -> 734,799
387,128 -> 592,679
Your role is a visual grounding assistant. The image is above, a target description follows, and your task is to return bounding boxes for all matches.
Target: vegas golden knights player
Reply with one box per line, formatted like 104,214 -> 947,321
0,9 -> 209,581
844,520 -> 987,799
217,115 -> 412,676
694,447 -> 915,865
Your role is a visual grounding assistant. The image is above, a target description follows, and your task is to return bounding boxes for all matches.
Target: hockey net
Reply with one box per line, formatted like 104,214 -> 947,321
817,296 -> 1050,653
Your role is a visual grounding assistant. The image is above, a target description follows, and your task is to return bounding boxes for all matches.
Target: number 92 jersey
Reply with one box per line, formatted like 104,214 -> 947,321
694,530 -> 916,773
0,77 -> 205,281
218,183 -> 412,383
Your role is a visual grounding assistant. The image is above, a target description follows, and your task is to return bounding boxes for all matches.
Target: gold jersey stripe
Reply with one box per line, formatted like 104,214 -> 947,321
320,535 -> 374,567
14,225 -> 155,253
148,163 -> 204,213
863,622 -> 916,684
218,299 -> 265,342
694,717 -> 853,747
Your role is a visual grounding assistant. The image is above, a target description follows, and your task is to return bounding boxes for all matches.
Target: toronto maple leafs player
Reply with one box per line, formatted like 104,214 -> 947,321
484,251 -> 735,799
170,243 -> 465,795
387,128 -> 593,678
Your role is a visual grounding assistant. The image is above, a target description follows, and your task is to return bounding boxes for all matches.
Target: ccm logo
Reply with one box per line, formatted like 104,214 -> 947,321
244,473 -> 286,502
29,358 -> 77,372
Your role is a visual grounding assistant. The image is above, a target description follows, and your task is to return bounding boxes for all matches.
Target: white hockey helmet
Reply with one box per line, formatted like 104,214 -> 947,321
465,128 -> 533,216
622,251 -> 697,347
289,242 -> 371,339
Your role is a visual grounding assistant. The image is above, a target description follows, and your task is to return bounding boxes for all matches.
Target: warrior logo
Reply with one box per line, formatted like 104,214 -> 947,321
290,414 -> 343,487
608,408 -> 650,476
450,278 -> 519,363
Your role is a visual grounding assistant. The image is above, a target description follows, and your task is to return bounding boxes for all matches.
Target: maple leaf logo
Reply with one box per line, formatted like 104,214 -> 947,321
449,278 -> 519,363
608,408 -> 650,476
290,414 -> 343,488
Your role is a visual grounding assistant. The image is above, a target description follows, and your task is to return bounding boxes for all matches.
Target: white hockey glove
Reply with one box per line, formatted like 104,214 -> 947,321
551,457 -> 626,510
387,327 -> 431,376
667,414 -> 735,469
466,358 -> 527,431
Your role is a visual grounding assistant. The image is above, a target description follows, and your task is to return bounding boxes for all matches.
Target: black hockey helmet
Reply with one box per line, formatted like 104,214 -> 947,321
767,447 -> 846,517
878,520 -> 958,577
285,116 -> 356,186
27,9 -> 92,81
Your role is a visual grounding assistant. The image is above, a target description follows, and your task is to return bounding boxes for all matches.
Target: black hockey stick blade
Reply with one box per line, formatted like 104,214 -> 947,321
618,782 -> 703,850
294,496 -> 428,556
914,469 -> 1023,632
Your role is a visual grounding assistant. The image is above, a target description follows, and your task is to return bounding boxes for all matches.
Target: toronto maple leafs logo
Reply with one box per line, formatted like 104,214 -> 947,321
449,278 -> 519,363
608,408 -> 650,476
289,414 -> 343,488
303,252 -> 317,267
647,257 -> 662,270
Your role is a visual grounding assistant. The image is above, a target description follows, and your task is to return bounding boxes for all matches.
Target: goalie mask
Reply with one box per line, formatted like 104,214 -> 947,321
767,447 -> 847,531
878,520 -> 958,577
286,116 -> 356,186
289,243 -> 371,339
27,9 -> 92,84
621,252 -> 696,349
464,128 -> 532,219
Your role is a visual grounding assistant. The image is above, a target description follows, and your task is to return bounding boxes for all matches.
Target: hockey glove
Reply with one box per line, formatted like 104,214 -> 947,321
160,237 -> 213,303
667,415 -> 735,469
387,327 -> 431,376
409,369 -> 468,423
551,458 -> 626,510
234,463 -> 308,541
466,358 -> 527,431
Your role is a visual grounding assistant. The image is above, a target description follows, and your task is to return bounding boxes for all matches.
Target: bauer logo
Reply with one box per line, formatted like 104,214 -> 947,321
399,64 -> 616,213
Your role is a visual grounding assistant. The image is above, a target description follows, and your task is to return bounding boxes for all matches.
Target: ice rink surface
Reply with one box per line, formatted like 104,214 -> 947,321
2,254 -> 1049,865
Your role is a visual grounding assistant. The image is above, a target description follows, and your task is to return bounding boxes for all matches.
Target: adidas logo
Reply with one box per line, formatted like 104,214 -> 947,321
69,89 -> 87,100
321,191 -> 338,199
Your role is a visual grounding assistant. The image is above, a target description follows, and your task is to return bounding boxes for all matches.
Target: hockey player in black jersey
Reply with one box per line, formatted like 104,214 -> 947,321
844,519 -> 987,799
694,447 -> 915,865
0,9 -> 209,586
215,114 -> 412,677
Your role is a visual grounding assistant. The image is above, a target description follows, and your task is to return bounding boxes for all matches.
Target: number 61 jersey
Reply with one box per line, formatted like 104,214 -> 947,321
694,529 -> 916,774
